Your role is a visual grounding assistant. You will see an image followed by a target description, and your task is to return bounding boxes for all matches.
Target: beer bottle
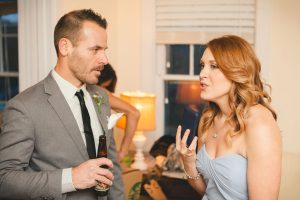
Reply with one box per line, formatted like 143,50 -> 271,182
94,134 -> 110,196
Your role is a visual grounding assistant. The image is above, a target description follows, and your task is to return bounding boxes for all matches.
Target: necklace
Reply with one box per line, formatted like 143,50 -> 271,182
212,124 -> 226,139
212,115 -> 229,139
213,132 -> 218,138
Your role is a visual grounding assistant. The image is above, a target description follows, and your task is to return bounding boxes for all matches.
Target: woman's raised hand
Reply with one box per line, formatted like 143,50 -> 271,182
175,125 -> 198,164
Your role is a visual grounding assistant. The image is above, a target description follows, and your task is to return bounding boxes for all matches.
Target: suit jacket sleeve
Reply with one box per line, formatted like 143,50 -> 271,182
0,99 -> 62,200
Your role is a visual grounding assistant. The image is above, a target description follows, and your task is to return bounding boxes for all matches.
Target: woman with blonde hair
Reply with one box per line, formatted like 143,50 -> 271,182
176,35 -> 281,199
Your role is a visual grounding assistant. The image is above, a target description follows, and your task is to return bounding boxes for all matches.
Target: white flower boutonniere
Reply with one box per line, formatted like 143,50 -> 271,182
92,93 -> 104,113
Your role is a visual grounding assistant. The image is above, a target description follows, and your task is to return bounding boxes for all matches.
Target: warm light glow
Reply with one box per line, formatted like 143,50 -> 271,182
176,81 -> 202,105
116,91 -> 156,132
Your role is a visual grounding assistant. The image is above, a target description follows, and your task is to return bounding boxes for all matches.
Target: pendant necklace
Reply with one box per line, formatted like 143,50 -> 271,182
212,126 -> 220,138
213,132 -> 218,138
212,124 -> 226,139
212,115 -> 229,139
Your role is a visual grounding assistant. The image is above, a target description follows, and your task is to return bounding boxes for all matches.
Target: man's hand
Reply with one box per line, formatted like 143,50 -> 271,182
72,158 -> 114,190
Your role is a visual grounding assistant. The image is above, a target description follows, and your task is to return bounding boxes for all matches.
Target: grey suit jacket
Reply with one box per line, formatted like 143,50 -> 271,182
0,73 -> 125,200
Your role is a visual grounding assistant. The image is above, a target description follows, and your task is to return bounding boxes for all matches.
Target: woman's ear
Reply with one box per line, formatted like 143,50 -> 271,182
58,38 -> 71,57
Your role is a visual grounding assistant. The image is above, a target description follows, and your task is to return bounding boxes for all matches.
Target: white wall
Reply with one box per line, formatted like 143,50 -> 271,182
269,0 -> 300,154
268,1 -> 300,197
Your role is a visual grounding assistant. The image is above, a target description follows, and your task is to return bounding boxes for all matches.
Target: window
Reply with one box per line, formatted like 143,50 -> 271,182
155,0 -> 256,136
0,0 -> 18,112
160,44 -> 207,136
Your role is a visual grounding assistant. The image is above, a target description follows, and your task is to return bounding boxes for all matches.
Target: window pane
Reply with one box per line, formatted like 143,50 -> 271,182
1,13 -> 18,34
0,0 -> 19,112
166,45 -> 189,75
194,44 -> 206,75
164,80 -> 206,137
0,77 -> 18,111
2,37 -> 18,72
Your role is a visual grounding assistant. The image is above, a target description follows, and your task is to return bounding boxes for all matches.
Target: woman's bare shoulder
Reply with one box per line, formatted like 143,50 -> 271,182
245,104 -> 281,153
246,104 -> 276,128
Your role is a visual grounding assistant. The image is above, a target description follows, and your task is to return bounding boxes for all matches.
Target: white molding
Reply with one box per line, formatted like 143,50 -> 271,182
18,0 -> 57,92
255,0 -> 271,81
141,0 -> 160,150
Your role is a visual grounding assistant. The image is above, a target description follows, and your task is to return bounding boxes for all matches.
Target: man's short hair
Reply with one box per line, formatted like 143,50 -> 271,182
54,9 -> 107,56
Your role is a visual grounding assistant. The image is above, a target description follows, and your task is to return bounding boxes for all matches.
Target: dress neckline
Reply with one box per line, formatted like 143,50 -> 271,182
202,144 -> 247,161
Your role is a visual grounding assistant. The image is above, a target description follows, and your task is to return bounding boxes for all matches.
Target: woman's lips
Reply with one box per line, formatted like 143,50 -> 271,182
200,82 -> 208,90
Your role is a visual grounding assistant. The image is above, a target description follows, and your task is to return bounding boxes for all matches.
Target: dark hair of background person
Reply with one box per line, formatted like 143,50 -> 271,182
98,64 -> 117,93
54,9 -> 107,56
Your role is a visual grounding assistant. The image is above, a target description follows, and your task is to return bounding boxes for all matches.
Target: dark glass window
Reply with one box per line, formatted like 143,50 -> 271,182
0,1 -> 18,112
166,45 -> 189,75
164,80 -> 206,137
0,77 -> 18,110
163,44 -> 207,137
194,44 -> 206,75
2,36 -> 18,71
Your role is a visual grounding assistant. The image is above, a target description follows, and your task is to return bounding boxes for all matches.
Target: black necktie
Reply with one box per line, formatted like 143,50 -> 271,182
75,90 -> 96,159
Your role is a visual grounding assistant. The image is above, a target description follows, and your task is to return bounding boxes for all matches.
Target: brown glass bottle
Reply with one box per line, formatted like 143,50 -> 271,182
94,134 -> 110,196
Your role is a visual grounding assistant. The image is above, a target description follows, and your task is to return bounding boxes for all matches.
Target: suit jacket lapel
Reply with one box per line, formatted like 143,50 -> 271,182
87,86 -> 111,147
44,73 -> 89,160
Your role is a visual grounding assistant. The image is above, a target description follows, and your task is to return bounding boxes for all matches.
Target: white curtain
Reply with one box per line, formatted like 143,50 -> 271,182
18,0 -> 57,91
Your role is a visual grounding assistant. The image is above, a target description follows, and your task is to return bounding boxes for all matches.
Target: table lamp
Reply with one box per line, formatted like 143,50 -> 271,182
116,91 -> 156,170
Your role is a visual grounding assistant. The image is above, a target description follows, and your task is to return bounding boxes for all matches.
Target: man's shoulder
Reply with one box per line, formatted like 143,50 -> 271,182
9,78 -> 48,105
87,85 -> 109,99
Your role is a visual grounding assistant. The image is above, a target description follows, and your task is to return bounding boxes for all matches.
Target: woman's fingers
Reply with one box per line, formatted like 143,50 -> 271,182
175,125 -> 182,151
188,136 -> 198,151
176,125 -> 193,154
181,129 -> 190,148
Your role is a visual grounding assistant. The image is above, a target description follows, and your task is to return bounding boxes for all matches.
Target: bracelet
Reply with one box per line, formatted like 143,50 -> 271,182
183,168 -> 201,180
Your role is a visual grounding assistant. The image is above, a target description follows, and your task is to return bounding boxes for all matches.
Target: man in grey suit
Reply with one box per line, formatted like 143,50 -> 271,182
0,9 -> 125,200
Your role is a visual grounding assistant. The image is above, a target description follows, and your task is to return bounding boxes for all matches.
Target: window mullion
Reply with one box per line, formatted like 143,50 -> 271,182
189,44 -> 194,76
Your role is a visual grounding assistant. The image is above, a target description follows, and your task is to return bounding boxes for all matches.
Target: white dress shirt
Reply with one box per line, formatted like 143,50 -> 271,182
52,70 -> 104,193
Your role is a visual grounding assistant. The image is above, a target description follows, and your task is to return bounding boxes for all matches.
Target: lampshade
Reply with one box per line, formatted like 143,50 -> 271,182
175,81 -> 202,105
116,91 -> 156,132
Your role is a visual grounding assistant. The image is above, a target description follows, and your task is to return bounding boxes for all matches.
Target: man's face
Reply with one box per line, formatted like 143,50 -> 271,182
68,21 -> 108,87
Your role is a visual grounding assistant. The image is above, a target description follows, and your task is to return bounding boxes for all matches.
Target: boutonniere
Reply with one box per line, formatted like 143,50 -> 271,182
92,93 -> 104,113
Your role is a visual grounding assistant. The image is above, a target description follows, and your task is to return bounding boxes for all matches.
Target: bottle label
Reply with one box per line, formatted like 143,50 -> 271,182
95,182 -> 109,192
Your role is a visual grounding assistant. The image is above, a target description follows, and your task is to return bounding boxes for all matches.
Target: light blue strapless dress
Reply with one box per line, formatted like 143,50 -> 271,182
196,144 -> 248,200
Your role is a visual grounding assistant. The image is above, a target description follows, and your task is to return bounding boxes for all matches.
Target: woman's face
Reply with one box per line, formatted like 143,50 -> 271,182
199,48 -> 232,104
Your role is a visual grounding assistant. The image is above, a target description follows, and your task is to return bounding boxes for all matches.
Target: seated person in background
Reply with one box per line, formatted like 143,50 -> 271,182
98,64 -> 140,160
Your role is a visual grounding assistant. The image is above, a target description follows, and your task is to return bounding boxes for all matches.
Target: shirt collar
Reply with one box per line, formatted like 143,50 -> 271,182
52,70 -> 88,100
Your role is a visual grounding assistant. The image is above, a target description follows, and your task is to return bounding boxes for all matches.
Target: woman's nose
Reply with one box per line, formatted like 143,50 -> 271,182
199,66 -> 208,79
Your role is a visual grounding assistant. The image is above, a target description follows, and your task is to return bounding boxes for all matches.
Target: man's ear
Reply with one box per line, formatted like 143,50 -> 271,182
58,38 -> 72,56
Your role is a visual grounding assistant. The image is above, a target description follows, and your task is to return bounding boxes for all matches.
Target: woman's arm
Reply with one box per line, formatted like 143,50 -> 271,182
246,105 -> 282,200
176,124 -> 206,195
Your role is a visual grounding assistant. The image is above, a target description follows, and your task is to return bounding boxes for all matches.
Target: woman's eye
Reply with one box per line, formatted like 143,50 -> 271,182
211,64 -> 218,69
200,63 -> 204,69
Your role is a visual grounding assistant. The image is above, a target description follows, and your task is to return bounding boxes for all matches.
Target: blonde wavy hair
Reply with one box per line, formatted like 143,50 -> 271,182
199,35 -> 277,145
